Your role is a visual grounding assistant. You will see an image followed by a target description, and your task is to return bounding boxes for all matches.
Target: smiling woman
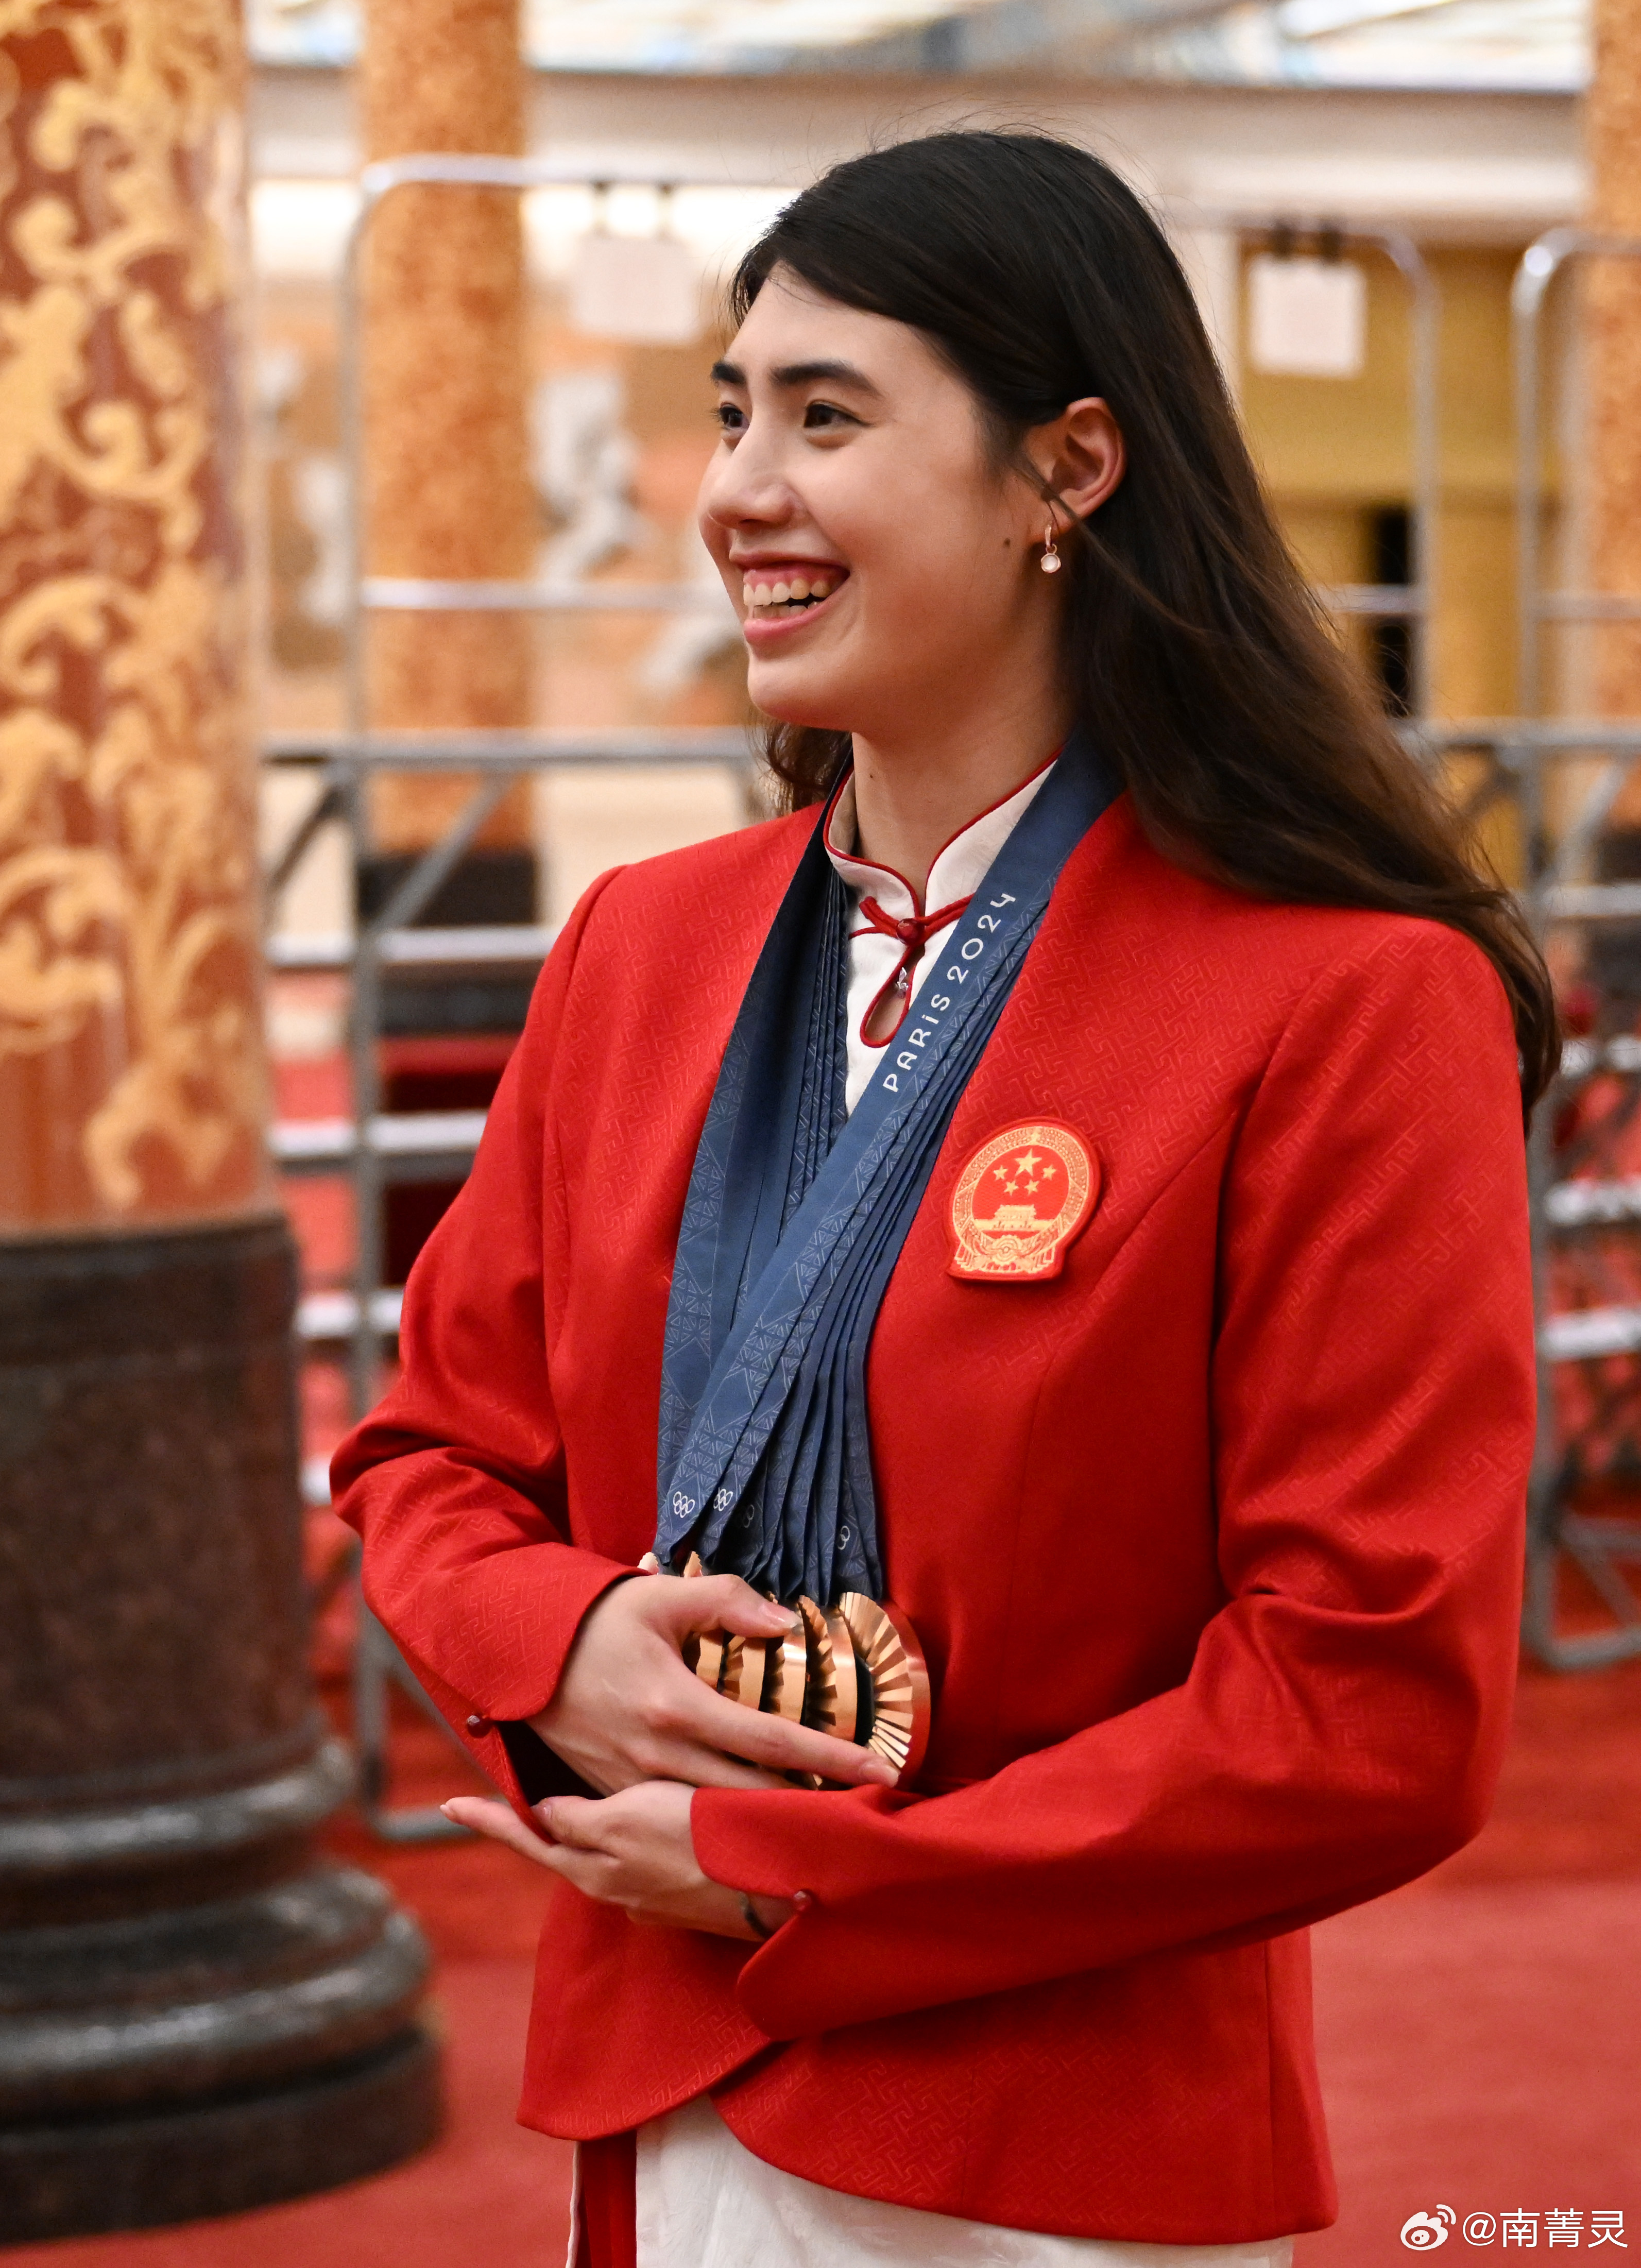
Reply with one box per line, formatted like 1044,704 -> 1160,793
334,130 -> 1550,2268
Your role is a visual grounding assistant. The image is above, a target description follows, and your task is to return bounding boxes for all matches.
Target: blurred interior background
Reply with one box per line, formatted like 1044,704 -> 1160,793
1,0 -> 1638,2259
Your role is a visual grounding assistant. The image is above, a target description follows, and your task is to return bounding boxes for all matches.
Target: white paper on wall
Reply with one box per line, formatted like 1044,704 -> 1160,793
568,231 -> 702,345
1246,254 -> 1366,378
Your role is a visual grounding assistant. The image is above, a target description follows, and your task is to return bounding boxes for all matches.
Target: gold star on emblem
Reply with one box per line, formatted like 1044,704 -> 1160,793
1014,1149 -> 1044,1177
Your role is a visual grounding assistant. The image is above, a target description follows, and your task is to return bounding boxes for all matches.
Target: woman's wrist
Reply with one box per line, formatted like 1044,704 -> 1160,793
738,1887 -> 809,1940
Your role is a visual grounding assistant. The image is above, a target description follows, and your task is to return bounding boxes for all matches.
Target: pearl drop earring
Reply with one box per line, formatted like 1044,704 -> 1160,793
1039,520 -> 1062,575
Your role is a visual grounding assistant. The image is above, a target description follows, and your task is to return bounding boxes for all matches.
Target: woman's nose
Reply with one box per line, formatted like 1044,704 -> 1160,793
699,424 -> 792,535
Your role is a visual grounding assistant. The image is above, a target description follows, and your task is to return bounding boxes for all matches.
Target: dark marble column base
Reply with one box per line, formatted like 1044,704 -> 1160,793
0,1863 -> 431,2124
0,2024 -> 441,2242
0,1216 -> 441,2238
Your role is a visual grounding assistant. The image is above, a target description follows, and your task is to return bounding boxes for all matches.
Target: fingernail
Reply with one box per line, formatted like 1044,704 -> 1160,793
439,1801 -> 455,1818
860,1761 -> 897,1785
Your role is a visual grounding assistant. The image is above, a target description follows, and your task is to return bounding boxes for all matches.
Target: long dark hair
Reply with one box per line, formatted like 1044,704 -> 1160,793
730,130 -> 1558,1114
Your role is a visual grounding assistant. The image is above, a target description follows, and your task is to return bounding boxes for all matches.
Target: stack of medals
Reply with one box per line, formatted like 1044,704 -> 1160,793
640,1553 -> 930,1781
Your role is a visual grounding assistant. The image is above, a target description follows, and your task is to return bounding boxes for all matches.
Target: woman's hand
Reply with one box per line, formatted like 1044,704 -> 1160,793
527,1571 -> 896,1795
441,1781 -> 798,1940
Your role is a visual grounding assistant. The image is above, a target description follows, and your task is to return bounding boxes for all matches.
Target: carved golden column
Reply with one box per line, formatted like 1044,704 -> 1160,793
0,13 -> 269,1231
358,0 -> 536,858
1587,0 -> 1641,720
0,4 -> 435,2238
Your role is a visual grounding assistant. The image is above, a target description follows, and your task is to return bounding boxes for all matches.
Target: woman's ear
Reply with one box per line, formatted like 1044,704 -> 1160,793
1027,396 -> 1125,527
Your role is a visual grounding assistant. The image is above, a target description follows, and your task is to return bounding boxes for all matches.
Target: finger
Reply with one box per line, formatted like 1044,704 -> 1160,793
441,1796 -> 559,1867
599,1730 -> 787,1792
534,1795 -> 609,1849
681,1683 -> 899,1787
647,1743 -> 790,1792
443,1800 -> 622,1901
660,1574 -> 795,1641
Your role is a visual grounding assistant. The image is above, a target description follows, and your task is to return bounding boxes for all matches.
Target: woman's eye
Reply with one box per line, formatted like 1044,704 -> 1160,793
715,402 -> 746,435
803,401 -> 855,431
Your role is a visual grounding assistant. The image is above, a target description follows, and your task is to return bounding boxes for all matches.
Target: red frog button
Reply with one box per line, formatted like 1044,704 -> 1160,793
948,1121 -> 1100,1282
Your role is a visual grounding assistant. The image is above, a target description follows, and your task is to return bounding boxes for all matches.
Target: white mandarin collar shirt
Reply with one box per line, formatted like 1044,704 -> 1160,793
822,760 -> 1056,1114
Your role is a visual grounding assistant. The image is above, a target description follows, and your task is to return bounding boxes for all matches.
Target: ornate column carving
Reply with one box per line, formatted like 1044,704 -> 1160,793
0,3 -> 436,2237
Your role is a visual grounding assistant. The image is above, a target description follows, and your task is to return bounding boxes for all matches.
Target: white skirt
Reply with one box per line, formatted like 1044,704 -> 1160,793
631,2095 -> 1298,2268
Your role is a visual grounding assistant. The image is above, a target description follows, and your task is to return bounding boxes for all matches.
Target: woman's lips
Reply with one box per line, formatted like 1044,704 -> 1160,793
738,566 -> 849,643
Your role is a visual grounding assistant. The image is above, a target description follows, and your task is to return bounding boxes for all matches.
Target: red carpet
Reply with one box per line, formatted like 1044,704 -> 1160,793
7,1657 -> 1635,2265
1297,1657 -> 1641,2268
1303,1877 -> 1641,2267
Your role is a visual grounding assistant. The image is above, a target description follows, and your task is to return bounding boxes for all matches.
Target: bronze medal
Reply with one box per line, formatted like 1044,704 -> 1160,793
762,1623 -> 809,1722
657,1546 -> 928,1779
694,1628 -> 727,1692
826,1610 -> 862,1747
717,1630 -> 744,1700
795,1595 -> 853,1743
837,1592 -> 931,1779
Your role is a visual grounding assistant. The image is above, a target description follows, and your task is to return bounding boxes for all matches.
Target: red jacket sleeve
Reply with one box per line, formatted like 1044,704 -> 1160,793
691,921 -> 1535,2037
331,868 -> 634,1815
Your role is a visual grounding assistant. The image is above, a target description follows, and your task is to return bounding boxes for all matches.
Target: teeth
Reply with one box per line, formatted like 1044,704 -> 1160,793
741,571 -> 839,611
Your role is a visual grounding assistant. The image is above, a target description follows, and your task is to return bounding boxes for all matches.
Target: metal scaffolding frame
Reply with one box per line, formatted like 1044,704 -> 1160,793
1502,227 -> 1641,1668
1400,715 -> 1641,1669
263,189 -> 1641,1842
269,728 -> 756,1840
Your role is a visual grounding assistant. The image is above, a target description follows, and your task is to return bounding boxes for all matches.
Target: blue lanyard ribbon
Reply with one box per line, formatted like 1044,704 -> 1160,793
655,731 -> 1118,1605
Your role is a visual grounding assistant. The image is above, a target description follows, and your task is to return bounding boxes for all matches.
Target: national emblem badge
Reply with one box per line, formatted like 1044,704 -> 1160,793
948,1120 -> 1100,1282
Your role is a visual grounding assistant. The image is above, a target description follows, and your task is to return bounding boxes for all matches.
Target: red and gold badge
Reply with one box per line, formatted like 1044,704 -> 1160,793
948,1120 -> 1100,1282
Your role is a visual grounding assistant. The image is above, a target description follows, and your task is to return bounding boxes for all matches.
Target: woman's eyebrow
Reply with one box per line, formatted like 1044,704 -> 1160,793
771,358 -> 882,396
709,356 -> 883,398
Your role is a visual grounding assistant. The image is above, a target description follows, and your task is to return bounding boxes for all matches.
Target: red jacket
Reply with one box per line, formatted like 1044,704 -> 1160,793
334,794 -> 1534,2245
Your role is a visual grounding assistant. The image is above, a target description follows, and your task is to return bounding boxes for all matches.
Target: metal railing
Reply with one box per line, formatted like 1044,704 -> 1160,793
1503,227 -> 1641,1668
1405,718 -> 1641,1667
267,728 -> 758,1840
